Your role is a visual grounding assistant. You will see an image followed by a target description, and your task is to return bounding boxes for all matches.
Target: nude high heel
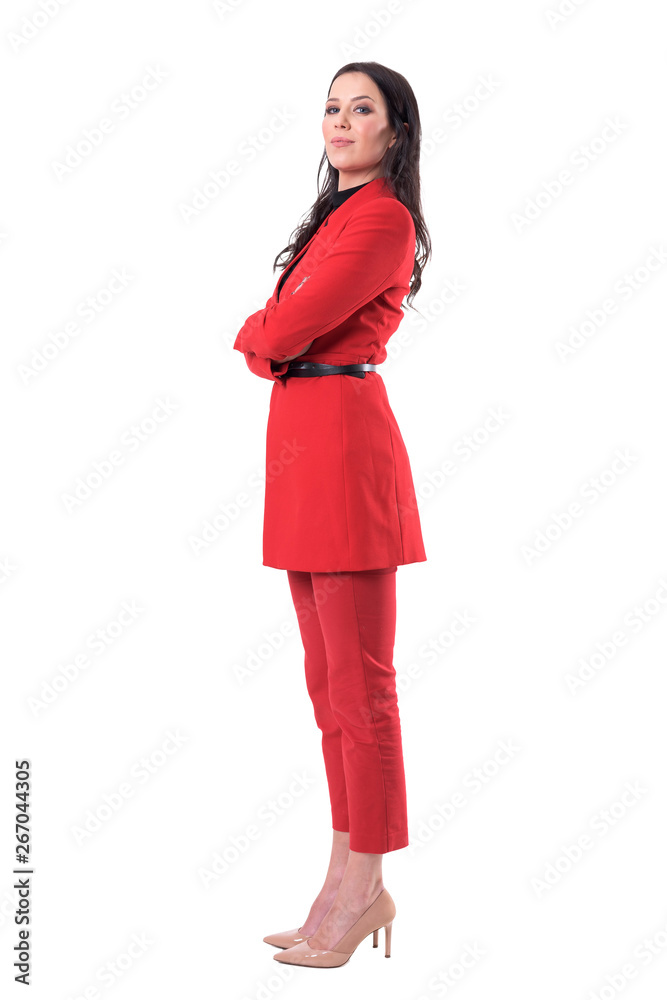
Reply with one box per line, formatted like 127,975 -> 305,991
263,926 -> 310,949
272,888 -> 396,967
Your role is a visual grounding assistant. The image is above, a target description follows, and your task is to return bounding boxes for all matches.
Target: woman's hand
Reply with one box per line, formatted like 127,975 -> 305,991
279,340 -> 314,363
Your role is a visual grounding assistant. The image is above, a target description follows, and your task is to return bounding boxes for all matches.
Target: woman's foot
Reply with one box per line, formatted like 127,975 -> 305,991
297,878 -> 344,936
305,876 -> 385,951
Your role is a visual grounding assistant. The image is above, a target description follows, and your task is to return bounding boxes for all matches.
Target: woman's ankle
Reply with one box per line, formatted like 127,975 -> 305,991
321,867 -> 347,894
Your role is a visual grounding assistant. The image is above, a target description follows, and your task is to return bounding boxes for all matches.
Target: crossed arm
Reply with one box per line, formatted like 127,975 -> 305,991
234,198 -> 414,382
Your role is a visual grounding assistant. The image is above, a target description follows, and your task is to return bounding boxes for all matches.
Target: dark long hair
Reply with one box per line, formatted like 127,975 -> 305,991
272,61 -> 432,308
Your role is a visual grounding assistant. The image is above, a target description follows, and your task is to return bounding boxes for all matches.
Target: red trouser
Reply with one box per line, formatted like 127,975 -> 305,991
286,566 -> 408,854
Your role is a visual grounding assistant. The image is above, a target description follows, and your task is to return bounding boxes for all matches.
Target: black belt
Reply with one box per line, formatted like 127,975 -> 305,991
280,362 -> 379,380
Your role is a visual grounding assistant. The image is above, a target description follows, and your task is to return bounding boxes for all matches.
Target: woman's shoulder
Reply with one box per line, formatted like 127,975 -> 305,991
343,190 -> 414,237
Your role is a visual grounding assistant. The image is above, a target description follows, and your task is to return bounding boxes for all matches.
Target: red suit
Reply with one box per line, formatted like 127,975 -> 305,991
233,175 -> 427,573
233,175 -> 425,853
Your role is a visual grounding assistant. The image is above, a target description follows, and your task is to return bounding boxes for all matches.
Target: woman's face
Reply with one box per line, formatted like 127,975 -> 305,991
323,71 -> 399,189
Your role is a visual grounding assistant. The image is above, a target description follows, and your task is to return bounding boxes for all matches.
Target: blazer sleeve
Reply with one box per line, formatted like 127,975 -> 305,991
233,198 -> 415,367
240,350 -> 290,382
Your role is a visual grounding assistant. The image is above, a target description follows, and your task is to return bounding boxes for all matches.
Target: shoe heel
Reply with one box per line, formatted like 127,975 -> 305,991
372,928 -> 378,948
384,920 -> 393,958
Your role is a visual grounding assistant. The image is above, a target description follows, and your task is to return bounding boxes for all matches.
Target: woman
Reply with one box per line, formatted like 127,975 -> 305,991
233,60 -> 431,968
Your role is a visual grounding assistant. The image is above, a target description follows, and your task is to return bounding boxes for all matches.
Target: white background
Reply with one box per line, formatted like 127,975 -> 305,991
1,0 -> 666,997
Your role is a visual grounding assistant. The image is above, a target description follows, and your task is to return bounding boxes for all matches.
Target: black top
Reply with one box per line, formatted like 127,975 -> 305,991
277,181 -> 372,298
330,180 -> 372,209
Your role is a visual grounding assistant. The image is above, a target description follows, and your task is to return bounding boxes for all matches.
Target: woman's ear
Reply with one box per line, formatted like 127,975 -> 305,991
389,122 -> 409,148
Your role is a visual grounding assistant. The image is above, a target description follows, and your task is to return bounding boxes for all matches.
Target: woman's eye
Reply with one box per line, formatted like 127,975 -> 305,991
325,106 -> 371,114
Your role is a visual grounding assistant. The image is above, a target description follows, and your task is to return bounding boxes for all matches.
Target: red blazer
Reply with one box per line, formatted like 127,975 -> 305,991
233,176 -> 427,572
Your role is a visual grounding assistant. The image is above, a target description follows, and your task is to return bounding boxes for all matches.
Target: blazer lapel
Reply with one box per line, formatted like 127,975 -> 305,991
271,176 -> 391,301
